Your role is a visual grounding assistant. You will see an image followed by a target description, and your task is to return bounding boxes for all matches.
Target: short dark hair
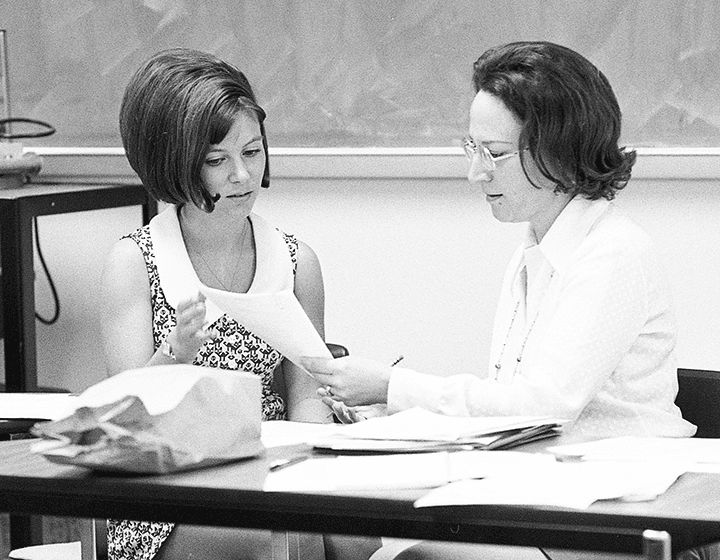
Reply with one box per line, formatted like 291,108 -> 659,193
119,48 -> 270,212
472,41 -> 635,200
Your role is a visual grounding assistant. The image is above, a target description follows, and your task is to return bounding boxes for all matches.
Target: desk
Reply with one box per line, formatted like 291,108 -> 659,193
0,440 -> 719,557
0,182 -> 157,391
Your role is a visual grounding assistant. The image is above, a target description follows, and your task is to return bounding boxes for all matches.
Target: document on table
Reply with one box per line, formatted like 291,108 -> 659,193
309,407 -> 566,452
548,436 -> 720,473
264,449 -> 555,492
0,393 -> 79,421
198,285 -> 331,369
261,420 -> 340,448
414,460 -> 689,509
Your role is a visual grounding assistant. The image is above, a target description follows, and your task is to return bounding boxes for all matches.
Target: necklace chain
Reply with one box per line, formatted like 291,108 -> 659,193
493,272 -> 553,380
185,217 -> 251,292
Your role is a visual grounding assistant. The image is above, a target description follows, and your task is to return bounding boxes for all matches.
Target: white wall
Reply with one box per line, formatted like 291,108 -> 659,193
5,170 -> 718,393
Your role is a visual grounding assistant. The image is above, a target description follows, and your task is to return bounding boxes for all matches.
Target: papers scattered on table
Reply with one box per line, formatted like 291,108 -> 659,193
548,436 -> 720,473
0,393 -> 79,421
261,420 -> 339,448
264,450 -> 555,492
414,460 -> 689,509
309,407 -> 565,453
198,285 -> 331,370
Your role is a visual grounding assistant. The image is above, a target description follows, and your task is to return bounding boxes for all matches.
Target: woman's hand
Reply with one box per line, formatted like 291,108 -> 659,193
321,396 -> 388,424
301,356 -> 392,407
166,294 -> 216,363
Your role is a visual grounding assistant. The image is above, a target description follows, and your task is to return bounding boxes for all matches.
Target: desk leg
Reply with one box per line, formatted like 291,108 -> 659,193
0,204 -> 37,391
1,207 -> 43,549
8,513 -> 43,549
643,530 -> 671,560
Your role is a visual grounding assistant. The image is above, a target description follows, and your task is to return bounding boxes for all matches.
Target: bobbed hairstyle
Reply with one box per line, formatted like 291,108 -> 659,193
473,41 -> 635,200
119,48 -> 269,212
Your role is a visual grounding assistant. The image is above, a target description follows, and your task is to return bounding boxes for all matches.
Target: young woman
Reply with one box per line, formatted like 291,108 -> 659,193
100,48 -> 379,560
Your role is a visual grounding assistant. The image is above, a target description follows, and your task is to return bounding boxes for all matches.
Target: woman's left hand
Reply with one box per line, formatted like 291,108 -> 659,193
320,395 -> 387,424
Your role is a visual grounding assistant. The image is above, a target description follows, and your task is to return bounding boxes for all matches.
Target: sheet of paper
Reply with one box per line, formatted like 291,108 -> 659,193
261,420 -> 340,448
198,285 -> 331,369
264,450 -> 555,492
0,393 -> 79,420
548,436 -> 720,472
317,407 -> 565,442
415,460 -> 688,509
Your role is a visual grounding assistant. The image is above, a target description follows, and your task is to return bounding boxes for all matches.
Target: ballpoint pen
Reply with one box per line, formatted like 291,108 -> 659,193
390,355 -> 405,367
269,455 -> 310,472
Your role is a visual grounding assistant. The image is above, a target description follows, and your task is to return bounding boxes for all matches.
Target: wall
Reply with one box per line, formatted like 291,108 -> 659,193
2,163 -> 717,393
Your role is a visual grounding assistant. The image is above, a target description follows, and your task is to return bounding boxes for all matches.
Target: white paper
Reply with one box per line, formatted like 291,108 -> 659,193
415,460 -> 688,509
318,407 -> 564,442
261,420 -> 340,448
0,393 -> 80,421
199,285 -> 331,369
548,436 -> 720,472
264,450 -> 555,492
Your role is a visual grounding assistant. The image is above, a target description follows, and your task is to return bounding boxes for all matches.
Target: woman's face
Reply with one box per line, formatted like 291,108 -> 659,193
200,111 -> 265,214
467,90 -> 570,242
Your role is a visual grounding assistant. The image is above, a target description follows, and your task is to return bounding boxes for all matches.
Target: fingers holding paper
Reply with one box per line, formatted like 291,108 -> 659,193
301,356 -> 391,407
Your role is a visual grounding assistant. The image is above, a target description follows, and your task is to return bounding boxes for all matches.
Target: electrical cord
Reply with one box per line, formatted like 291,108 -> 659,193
33,216 -> 60,325
0,117 -> 56,139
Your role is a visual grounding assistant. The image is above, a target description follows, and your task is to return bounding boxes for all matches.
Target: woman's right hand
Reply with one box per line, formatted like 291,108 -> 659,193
165,294 -> 216,363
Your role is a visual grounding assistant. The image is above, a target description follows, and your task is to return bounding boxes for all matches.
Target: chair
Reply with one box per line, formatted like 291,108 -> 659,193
9,343 -> 350,560
675,368 -> 720,438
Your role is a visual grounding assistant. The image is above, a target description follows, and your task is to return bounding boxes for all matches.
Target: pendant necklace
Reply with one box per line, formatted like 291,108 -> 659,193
493,272 -> 554,380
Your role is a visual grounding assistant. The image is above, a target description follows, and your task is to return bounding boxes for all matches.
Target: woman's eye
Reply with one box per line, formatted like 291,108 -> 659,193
243,148 -> 262,158
488,150 -> 504,159
205,157 -> 224,166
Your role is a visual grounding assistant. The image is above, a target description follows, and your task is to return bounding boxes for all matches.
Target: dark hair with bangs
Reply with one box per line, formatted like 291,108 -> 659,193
472,41 -> 635,200
120,48 -> 269,213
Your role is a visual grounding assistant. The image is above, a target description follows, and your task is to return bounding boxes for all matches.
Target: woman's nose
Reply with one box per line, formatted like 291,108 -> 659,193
229,159 -> 250,182
467,156 -> 494,184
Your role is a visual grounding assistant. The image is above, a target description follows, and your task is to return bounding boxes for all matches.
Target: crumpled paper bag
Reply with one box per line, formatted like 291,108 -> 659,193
31,364 -> 264,474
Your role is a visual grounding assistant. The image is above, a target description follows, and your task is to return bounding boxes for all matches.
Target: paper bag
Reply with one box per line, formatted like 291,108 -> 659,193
31,364 -> 264,474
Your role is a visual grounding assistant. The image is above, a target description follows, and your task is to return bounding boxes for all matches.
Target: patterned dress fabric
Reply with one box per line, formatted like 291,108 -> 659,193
107,221 -> 298,560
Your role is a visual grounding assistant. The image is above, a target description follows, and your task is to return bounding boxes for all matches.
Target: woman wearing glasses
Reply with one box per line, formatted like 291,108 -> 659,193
304,41 -> 695,445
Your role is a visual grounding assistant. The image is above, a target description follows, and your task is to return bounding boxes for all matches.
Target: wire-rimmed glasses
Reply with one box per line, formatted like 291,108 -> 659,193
461,136 -> 520,172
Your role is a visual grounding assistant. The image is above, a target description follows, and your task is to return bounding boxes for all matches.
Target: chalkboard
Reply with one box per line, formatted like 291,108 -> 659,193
2,0 -> 719,148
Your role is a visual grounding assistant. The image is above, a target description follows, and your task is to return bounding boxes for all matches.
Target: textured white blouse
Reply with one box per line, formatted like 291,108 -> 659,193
388,197 -> 696,442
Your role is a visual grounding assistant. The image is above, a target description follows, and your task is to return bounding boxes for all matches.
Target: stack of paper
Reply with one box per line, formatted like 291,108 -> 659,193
309,407 -> 566,453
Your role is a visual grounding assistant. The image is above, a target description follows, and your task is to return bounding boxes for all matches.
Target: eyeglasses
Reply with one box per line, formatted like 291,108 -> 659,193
461,136 -> 520,171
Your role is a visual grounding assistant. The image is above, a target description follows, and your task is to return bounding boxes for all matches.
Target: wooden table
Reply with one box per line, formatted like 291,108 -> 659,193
0,439 -> 718,557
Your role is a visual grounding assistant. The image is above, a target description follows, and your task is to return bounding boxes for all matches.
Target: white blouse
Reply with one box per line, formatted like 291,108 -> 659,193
387,197 -> 696,442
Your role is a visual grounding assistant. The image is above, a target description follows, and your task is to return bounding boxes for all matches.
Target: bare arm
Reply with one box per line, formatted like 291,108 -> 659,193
98,237 -> 212,376
282,239 -> 330,422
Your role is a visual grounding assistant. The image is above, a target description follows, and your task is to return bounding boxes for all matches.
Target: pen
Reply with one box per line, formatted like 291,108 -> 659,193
269,455 -> 310,472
